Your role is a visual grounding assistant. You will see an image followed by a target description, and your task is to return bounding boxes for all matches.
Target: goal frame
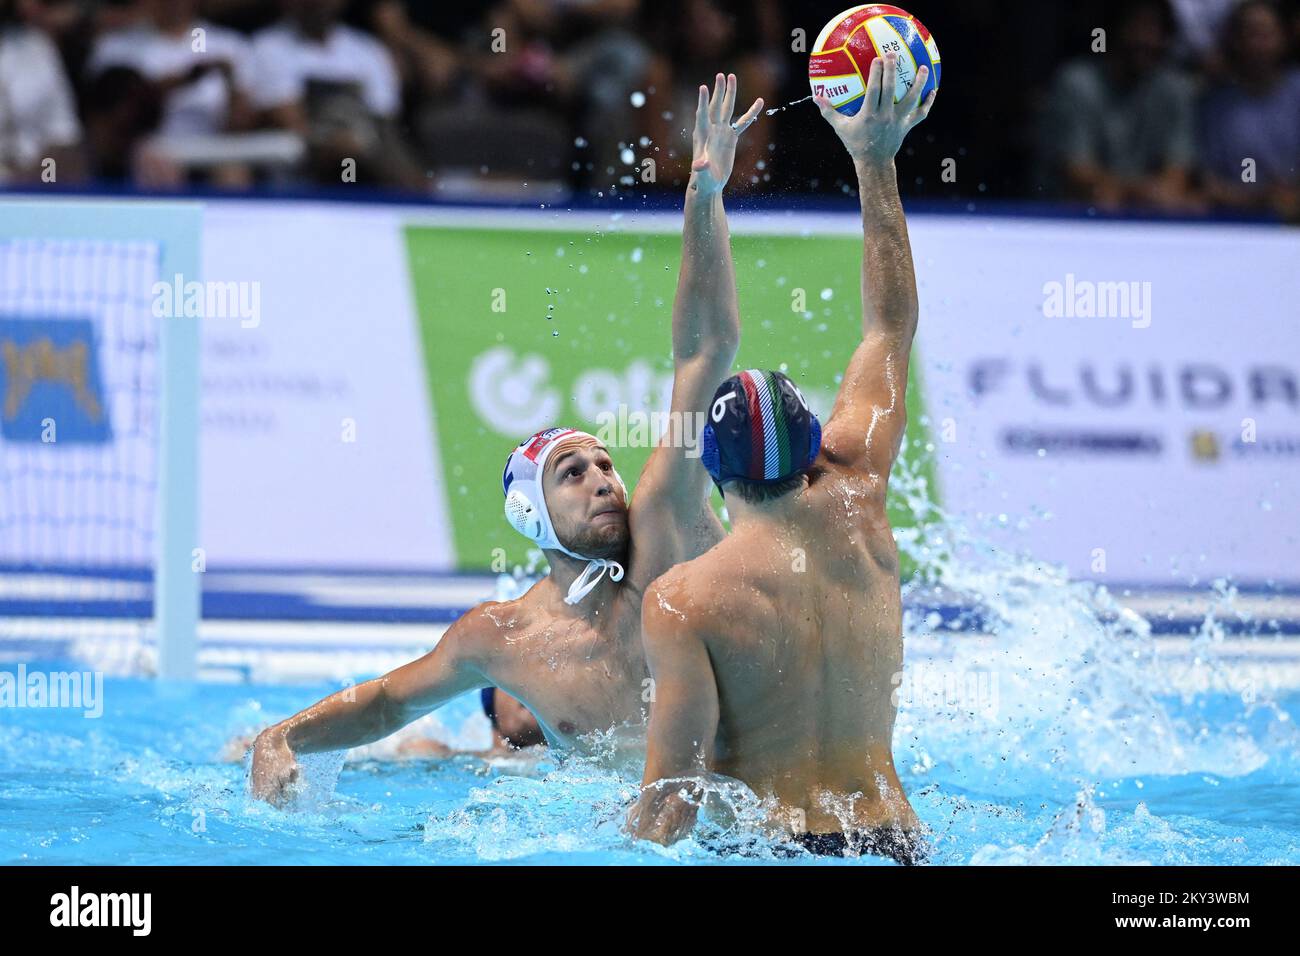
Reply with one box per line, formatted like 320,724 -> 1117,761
0,199 -> 203,679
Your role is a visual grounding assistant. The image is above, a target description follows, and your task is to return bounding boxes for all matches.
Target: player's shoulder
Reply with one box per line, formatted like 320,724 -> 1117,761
642,547 -> 752,644
444,596 -> 532,657
643,561 -> 708,630
806,456 -> 889,513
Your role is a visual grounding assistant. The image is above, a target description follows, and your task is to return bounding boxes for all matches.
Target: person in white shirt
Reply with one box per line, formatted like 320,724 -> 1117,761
88,0 -> 256,137
0,5 -> 83,184
250,0 -> 422,189
87,0 -> 256,187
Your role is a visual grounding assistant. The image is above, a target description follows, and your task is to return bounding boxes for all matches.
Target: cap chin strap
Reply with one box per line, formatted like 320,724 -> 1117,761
562,555 -> 625,605
529,506 -> 626,605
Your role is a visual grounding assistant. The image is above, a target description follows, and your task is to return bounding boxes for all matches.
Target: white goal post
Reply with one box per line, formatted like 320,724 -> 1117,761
0,199 -> 202,679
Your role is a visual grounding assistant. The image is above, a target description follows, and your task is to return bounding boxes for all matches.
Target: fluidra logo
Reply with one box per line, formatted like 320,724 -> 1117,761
50,886 -> 151,936
1042,273 -> 1152,329
152,273 -> 261,328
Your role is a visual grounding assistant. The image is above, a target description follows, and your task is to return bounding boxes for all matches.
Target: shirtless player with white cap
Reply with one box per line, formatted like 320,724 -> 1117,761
249,74 -> 763,804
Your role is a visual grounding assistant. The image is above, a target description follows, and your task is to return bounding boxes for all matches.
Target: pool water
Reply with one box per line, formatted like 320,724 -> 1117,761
4,462 -> 1298,865
1,663 -> 1296,865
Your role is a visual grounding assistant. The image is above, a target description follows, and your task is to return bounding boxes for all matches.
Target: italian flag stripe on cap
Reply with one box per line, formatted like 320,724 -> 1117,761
764,372 -> 792,478
739,370 -> 765,479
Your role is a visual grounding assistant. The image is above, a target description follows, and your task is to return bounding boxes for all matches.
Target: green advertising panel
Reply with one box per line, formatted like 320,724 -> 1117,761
405,224 -> 936,570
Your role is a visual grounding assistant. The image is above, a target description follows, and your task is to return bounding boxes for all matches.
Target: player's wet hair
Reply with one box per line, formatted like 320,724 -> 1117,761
723,473 -> 807,504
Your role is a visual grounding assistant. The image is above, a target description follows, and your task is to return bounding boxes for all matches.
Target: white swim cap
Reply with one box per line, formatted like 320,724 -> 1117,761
502,427 -> 627,605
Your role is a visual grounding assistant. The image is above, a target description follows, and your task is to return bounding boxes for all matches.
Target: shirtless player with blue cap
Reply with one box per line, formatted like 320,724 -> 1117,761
626,53 -> 935,863
249,75 -> 763,804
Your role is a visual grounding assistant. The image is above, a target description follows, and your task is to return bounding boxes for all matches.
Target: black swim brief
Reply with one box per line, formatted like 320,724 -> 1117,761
785,828 -> 930,865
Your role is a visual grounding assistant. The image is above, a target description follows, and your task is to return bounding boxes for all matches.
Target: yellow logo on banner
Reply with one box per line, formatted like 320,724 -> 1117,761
1189,429 -> 1220,463
2,337 -> 103,423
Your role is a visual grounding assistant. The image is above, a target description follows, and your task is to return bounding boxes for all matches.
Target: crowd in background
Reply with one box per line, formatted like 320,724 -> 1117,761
1,0 -> 1297,219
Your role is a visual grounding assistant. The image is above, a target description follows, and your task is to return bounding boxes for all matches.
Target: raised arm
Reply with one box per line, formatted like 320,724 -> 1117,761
248,608 -> 491,806
628,75 -> 762,576
813,53 -> 934,484
670,74 -> 760,381
625,582 -> 720,845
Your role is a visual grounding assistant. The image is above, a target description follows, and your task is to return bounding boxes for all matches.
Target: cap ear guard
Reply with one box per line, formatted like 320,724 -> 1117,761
701,423 -> 721,482
805,414 -> 822,470
504,487 -> 548,542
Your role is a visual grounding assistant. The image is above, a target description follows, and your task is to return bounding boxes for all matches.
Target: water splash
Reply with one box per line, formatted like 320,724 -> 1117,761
880,432 -> 1300,861
888,434 -> 1296,793
765,95 -> 814,116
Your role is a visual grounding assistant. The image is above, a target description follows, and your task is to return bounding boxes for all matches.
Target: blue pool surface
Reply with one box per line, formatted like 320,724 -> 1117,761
2,654 -> 1297,865
5,467 -> 1298,865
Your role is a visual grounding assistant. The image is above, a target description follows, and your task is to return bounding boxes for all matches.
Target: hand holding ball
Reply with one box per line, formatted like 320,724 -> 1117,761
809,5 -> 940,116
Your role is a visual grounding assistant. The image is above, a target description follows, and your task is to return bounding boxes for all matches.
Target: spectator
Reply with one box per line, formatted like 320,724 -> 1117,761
1168,0 -> 1241,72
642,0 -> 783,193
251,0 -> 425,190
351,1 -> 464,104
6,0 -> 94,83
1200,0 -> 1300,219
0,0 -> 84,184
88,0 -> 257,187
1038,0 -> 1203,213
425,0 -> 650,194
527,0 -> 651,187
90,0 -> 256,136
80,65 -> 162,182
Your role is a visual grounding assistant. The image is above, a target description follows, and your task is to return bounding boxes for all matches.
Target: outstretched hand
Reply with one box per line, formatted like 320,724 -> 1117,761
814,52 -> 934,164
249,728 -> 301,808
690,72 -> 764,195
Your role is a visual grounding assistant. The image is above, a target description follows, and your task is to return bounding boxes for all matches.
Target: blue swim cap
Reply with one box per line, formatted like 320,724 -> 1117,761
701,369 -> 822,486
